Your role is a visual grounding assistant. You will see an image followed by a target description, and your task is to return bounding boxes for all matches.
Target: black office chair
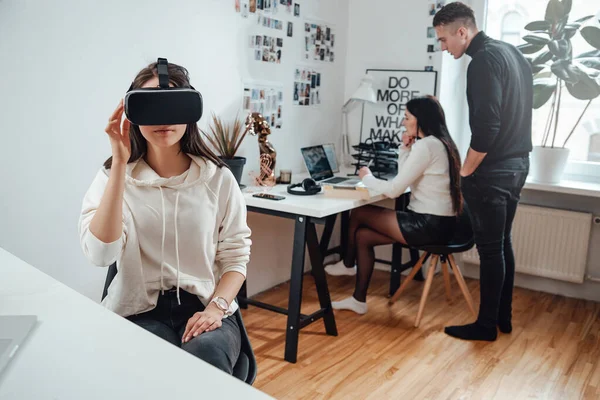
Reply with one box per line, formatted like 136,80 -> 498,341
101,263 -> 257,385
388,204 -> 477,327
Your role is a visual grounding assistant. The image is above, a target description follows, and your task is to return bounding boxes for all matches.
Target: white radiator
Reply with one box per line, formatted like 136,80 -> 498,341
462,204 -> 593,283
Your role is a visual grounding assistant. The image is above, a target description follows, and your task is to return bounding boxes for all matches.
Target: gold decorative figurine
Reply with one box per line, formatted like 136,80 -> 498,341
247,112 -> 277,186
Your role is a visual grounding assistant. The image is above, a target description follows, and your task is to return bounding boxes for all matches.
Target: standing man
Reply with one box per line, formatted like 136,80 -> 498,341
433,2 -> 532,341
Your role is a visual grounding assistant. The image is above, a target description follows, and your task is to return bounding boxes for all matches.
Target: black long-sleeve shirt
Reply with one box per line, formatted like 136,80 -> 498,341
466,31 -> 533,165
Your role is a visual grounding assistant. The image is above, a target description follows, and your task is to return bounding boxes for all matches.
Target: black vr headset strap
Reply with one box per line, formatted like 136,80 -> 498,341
126,58 -> 170,92
157,58 -> 169,88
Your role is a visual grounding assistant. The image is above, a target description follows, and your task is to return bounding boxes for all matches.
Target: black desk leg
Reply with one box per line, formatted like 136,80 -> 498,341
389,242 -> 404,297
340,211 -> 350,257
319,215 -> 337,256
237,280 -> 248,309
285,216 -> 307,363
307,222 -> 338,337
316,215 -> 338,274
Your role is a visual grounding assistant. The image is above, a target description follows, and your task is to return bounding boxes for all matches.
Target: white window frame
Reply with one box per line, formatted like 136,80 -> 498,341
500,11 -> 523,44
475,0 -> 600,182
564,161 -> 600,183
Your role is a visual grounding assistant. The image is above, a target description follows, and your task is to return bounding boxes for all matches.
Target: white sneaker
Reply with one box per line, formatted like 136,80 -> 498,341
324,260 -> 356,276
332,296 -> 368,314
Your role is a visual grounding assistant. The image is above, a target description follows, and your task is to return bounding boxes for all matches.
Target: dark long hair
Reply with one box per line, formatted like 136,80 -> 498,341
406,96 -> 463,215
103,61 -> 225,170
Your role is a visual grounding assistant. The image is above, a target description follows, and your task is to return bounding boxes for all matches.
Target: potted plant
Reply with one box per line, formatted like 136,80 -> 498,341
518,0 -> 600,183
201,112 -> 249,185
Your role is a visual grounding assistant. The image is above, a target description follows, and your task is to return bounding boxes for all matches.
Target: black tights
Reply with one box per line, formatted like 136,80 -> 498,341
342,206 -> 404,302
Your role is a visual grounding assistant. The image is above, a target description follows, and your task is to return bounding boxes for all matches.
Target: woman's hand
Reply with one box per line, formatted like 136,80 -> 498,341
182,306 -> 225,343
402,133 -> 417,148
358,167 -> 371,179
105,99 -> 131,165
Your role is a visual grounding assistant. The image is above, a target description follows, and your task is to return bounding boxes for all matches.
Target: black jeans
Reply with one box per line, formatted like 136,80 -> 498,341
127,289 -> 241,374
461,156 -> 529,328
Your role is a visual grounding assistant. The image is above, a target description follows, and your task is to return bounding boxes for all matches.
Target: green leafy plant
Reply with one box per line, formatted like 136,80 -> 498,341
201,112 -> 248,159
518,0 -> 600,148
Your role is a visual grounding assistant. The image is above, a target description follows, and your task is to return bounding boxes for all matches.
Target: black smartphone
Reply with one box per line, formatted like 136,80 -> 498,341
252,193 -> 286,201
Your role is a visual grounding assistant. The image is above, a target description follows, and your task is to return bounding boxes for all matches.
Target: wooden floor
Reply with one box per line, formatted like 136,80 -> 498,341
241,269 -> 600,400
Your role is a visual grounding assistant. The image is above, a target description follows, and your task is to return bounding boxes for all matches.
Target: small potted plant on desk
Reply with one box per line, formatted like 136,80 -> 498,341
201,112 -> 249,186
518,0 -> 600,183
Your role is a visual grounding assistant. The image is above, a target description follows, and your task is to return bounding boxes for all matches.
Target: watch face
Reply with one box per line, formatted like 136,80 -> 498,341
215,297 -> 228,310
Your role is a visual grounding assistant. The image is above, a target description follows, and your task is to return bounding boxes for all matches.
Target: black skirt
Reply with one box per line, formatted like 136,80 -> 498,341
396,210 -> 456,247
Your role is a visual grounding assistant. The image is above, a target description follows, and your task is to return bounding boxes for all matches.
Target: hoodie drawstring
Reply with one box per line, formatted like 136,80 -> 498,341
159,187 -> 166,295
174,191 -> 181,305
158,187 -> 182,305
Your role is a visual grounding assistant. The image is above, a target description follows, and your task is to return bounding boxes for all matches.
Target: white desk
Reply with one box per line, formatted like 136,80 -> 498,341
0,248 -> 272,400
243,178 -> 387,218
239,170 -> 418,363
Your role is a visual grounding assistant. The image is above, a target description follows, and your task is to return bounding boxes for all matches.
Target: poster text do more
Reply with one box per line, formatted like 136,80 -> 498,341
361,70 -> 437,145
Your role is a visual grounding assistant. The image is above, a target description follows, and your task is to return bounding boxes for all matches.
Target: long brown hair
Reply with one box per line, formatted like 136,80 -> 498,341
406,96 -> 463,215
103,61 -> 225,169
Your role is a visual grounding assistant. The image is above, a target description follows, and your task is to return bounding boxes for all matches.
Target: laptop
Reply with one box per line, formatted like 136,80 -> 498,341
321,143 -> 339,173
300,145 -> 360,186
0,315 -> 37,375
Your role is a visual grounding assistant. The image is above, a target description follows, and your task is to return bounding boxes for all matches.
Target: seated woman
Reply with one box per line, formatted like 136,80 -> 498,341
79,61 -> 251,374
325,96 -> 462,315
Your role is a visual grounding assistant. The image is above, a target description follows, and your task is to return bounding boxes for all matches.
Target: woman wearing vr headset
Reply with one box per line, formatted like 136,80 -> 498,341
79,61 -> 251,374
325,96 -> 462,315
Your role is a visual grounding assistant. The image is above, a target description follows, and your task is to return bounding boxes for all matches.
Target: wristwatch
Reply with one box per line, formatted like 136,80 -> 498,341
210,296 -> 232,316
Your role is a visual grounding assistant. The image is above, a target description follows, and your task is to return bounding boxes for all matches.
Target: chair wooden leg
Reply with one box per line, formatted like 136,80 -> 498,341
448,254 -> 476,319
388,252 -> 429,304
441,258 -> 452,303
415,255 -> 439,327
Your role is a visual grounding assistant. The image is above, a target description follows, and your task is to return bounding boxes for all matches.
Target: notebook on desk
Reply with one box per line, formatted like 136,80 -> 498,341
300,145 -> 360,187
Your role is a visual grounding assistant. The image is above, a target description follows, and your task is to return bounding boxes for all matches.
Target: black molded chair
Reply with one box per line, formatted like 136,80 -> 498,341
102,263 -> 257,385
388,204 -> 477,327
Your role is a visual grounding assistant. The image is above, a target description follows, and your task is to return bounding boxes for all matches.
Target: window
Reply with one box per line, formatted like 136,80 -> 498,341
500,12 -> 523,46
589,134 -> 600,163
486,0 -> 600,178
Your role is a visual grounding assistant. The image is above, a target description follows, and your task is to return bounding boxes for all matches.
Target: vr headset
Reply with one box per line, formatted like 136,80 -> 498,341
124,58 -> 203,126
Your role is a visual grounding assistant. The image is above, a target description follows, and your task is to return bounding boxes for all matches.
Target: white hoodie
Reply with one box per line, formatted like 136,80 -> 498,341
79,155 -> 252,318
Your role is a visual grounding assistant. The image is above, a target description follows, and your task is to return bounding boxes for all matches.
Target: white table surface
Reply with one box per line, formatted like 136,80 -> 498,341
243,169 -> 391,218
0,247 -> 272,400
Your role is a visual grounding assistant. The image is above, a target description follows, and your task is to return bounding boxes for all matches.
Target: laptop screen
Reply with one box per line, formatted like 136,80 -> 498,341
301,145 -> 334,181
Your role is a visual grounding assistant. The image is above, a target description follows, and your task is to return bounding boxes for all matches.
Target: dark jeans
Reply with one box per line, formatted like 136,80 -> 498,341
127,289 -> 241,374
461,156 -> 529,328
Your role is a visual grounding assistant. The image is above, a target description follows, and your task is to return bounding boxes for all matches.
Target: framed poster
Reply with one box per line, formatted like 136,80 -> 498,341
359,69 -> 438,146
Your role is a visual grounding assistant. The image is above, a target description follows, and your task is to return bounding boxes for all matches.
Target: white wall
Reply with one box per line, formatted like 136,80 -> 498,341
0,0 -> 349,300
345,0 -> 441,145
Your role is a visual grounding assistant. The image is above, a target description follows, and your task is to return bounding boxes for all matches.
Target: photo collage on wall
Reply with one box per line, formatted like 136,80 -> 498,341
243,83 -> 284,129
257,14 -> 285,31
426,1 -> 446,53
250,34 -> 284,63
236,0 -> 295,18
303,21 -> 335,63
293,67 -> 321,107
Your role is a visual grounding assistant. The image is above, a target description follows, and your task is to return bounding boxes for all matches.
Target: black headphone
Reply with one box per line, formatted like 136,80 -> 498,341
287,178 -> 321,196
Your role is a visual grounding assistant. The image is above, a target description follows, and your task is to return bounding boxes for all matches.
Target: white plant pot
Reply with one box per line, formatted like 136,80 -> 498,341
530,146 -> 570,184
